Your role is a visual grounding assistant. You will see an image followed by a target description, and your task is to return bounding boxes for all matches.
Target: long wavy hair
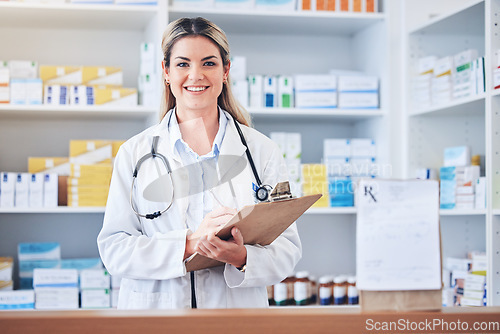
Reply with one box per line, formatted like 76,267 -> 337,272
160,17 -> 251,126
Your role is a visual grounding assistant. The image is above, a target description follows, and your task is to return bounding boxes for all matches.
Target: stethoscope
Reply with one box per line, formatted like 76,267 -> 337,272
130,114 -> 273,220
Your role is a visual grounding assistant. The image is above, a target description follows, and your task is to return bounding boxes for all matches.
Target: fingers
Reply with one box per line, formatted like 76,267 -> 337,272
231,227 -> 244,246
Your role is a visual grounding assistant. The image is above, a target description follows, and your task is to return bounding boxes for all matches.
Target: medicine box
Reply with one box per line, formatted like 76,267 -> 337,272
81,289 -> 111,309
418,56 -> 437,75
60,258 -> 103,272
33,268 -> 79,289
230,56 -> 247,82
232,80 -> 249,108
39,65 -> 83,85
94,87 -> 137,106
255,0 -> 296,11
44,85 -> 69,105
69,140 -> 113,165
18,242 -> 61,261
35,288 -> 79,310
19,260 -> 61,279
29,157 -> 70,175
140,42 -> 156,75
0,257 -> 13,282
83,66 -> 123,86
278,76 -> 294,108
248,75 -> 264,108
444,146 -> 470,167
1,172 -> 16,208
29,173 -> 44,208
0,67 -> 9,104
138,74 -> 157,107
295,74 -> 337,109
324,139 -> 351,158
15,173 -> 29,207
263,76 -> 277,108
80,269 -> 111,289
8,60 -> 38,79
475,177 -> 486,209
350,139 -> 376,157
0,290 -> 35,310
43,173 -> 58,208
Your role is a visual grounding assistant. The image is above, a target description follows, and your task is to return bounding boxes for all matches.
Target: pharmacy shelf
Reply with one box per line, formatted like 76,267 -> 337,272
0,207 -> 105,214
409,94 -> 486,117
408,0 -> 484,35
0,2 -> 158,31
249,108 -> 385,121
305,207 -> 357,215
439,209 -> 487,216
168,7 -> 385,36
0,104 -> 158,120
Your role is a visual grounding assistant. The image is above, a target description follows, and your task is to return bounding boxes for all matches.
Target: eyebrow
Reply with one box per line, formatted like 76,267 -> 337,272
174,55 -> 219,61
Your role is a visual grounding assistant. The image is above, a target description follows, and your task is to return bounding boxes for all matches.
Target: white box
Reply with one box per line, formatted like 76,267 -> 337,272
454,49 -> 478,68
0,257 -> 13,281
81,289 -> 111,309
324,139 -> 351,158
1,172 -> 16,208
43,173 -> 58,208
444,146 -> 470,167
35,288 -> 79,310
0,290 -> 35,310
270,132 -> 287,158
350,139 -> 376,157
18,242 -> 61,261
461,296 -> 483,306
9,79 -> 27,104
140,42 -> 155,75
446,257 -> 471,271
278,76 -> 294,108
263,76 -> 277,108
415,168 -> 437,180
248,75 -> 264,108
295,74 -> 336,91
138,74 -> 156,107
230,56 -> 247,81
80,269 -> 110,289
231,80 -> 249,108
14,173 -> 29,207
255,0 -> 295,11
44,85 -> 69,105
417,56 -> 437,75
26,79 -> 43,104
19,260 -> 61,279
60,258 -> 103,272
33,268 -> 78,288
295,91 -> 337,108
494,68 -> 500,89
8,60 -> 38,79
338,92 -> 378,109
338,75 -> 378,92
475,177 -> 486,209
285,133 -> 301,162
29,173 -> 44,208
434,56 -> 453,77
471,253 -> 487,272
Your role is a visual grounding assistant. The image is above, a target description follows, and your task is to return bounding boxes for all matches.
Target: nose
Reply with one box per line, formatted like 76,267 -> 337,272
188,64 -> 204,81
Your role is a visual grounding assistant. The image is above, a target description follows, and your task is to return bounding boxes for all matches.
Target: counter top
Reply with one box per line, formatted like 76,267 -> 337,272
1,306 -> 500,333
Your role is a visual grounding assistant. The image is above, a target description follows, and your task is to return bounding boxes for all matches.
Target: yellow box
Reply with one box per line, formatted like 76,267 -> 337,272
0,280 -> 13,291
70,164 -> 113,178
39,65 -> 82,85
68,185 -> 109,195
302,183 -> 328,195
83,66 -> 123,86
67,176 -> 111,187
68,198 -> 107,207
112,140 -> 125,158
69,140 -> 113,165
0,257 -> 13,282
94,87 -> 137,106
28,157 -> 70,175
302,164 -> 327,177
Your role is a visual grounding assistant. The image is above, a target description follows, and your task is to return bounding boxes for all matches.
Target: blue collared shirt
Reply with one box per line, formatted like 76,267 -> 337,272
168,108 -> 228,232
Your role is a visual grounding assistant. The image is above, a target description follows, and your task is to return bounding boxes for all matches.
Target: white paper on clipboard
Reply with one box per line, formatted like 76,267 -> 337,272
356,179 -> 441,291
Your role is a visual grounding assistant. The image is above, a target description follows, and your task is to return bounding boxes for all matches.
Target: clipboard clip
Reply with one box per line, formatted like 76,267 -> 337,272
269,181 -> 293,202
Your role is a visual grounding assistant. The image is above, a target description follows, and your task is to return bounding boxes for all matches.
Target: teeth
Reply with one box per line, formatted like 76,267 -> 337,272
186,86 -> 207,92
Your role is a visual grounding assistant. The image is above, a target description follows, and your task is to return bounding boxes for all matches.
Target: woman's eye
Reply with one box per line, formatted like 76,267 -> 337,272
177,62 -> 189,67
204,61 -> 216,66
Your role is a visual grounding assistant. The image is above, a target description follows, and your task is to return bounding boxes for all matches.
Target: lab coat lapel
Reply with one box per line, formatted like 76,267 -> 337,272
217,117 -> 247,185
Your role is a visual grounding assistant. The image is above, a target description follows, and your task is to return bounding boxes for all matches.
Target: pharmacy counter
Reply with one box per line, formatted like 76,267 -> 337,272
1,306 -> 500,333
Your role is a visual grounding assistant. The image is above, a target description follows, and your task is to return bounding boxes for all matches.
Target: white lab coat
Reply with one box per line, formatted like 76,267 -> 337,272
97,109 -> 302,309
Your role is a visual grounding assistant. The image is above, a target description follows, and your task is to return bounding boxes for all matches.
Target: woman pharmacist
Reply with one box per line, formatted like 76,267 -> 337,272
97,17 -> 302,309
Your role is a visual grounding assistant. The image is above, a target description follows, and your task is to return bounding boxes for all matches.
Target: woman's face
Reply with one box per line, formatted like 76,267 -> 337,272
164,35 -> 229,115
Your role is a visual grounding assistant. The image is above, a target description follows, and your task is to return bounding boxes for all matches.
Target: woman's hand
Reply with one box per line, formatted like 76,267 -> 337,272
184,207 -> 237,260
195,227 -> 247,268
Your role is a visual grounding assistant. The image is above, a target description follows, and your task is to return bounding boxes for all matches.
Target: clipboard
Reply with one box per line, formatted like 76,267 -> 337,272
185,193 -> 322,272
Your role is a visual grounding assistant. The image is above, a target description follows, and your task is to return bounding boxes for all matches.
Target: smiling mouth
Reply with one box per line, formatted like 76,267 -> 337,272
185,86 -> 208,92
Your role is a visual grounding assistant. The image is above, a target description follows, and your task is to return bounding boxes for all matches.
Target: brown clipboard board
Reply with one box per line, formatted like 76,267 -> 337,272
185,193 -> 322,272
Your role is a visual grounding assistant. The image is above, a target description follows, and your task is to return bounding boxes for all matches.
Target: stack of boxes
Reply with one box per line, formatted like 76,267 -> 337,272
0,290 -> 35,310
295,74 -> 337,109
0,257 -> 13,291
432,56 -> 454,105
33,268 -> 79,310
138,42 -> 157,107
337,75 -> 379,109
301,164 -> 329,207
439,146 -> 484,210
68,140 -> 117,207
443,252 -> 487,307
411,56 -> 435,109
323,139 -> 353,207
5,61 -> 42,105
230,56 -> 249,108
18,242 -> 61,290
0,61 -> 9,104
270,132 -> 302,197
80,269 -> 111,309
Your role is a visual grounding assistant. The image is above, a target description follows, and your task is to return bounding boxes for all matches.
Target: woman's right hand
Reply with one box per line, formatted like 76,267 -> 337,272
190,207 -> 237,239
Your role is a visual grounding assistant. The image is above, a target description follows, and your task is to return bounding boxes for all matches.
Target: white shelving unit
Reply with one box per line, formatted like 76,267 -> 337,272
404,0 -> 500,305
0,1 -> 164,288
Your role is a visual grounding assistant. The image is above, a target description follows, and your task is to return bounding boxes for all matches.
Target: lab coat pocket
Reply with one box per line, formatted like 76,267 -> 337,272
126,290 -> 173,309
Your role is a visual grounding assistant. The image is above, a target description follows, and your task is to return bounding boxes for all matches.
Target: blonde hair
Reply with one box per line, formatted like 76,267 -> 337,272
160,17 -> 251,126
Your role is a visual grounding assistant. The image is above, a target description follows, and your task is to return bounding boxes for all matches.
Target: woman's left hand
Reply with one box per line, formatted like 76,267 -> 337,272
194,227 -> 247,268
